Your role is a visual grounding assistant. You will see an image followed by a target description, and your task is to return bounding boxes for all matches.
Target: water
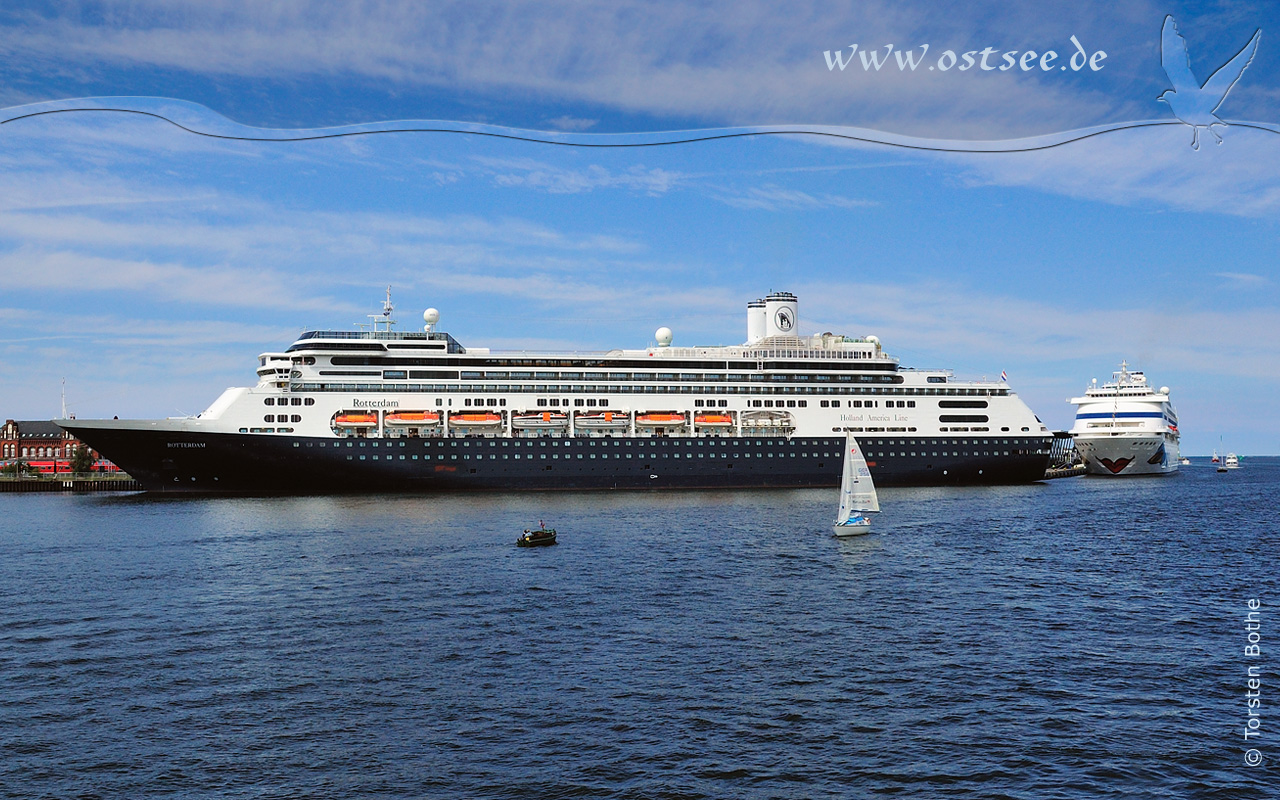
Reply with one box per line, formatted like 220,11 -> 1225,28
2,461 -> 1276,798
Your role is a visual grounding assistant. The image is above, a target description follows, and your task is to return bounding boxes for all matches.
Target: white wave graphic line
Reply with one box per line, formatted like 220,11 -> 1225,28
2,97 -> 1277,152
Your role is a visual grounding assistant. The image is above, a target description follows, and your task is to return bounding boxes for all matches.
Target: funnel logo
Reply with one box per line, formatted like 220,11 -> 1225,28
1159,15 -> 1261,149
775,309 -> 794,332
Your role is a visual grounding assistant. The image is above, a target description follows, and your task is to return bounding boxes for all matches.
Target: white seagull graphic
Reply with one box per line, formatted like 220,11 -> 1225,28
1158,15 -> 1261,150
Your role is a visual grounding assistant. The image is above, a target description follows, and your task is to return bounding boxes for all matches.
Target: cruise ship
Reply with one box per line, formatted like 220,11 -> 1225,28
59,291 -> 1054,493
1068,362 -> 1180,476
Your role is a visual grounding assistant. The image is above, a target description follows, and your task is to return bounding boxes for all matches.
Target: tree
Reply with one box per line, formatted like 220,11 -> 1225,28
69,446 -> 96,474
1,460 -> 35,477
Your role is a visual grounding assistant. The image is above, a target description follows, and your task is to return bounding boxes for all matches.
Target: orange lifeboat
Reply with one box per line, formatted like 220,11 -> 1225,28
448,412 -> 503,427
635,412 -> 687,427
694,413 -> 734,427
385,411 -> 441,426
334,412 -> 378,427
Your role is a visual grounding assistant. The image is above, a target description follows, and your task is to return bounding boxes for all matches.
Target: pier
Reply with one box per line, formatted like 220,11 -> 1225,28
0,477 -> 142,493
1043,431 -> 1085,480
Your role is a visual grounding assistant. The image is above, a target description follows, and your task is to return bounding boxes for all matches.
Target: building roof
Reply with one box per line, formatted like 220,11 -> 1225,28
12,420 -> 65,438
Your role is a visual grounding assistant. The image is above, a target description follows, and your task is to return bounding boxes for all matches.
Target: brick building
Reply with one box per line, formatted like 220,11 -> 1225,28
1,419 -> 99,462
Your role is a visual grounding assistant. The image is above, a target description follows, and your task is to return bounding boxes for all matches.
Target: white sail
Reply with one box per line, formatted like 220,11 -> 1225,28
836,433 -> 879,523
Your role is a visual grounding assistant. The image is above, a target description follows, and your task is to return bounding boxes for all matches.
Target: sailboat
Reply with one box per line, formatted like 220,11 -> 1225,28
833,433 -> 879,536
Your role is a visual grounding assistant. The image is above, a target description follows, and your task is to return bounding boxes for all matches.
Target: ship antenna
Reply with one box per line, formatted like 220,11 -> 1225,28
366,286 -> 397,332
61,378 -> 67,420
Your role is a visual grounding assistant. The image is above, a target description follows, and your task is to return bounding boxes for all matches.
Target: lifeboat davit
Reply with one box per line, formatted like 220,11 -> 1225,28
740,409 -> 793,427
384,411 -> 441,426
574,411 -> 629,430
512,411 -> 569,429
635,412 -> 687,427
448,412 -> 503,427
333,412 -> 378,427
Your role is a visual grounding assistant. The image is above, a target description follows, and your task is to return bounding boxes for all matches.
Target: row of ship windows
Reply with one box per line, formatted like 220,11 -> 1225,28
378,371 -> 903,383
307,449 -> 1035,461
338,452 -> 816,461
289,383 -> 1009,397
284,436 -> 1036,449
264,415 -> 303,423
819,399 -> 918,408
265,395 -> 985,411
293,438 -> 842,449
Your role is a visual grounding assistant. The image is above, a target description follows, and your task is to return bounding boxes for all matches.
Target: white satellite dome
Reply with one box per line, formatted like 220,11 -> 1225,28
423,308 -> 440,324
1160,386 -> 1170,395
655,327 -> 673,347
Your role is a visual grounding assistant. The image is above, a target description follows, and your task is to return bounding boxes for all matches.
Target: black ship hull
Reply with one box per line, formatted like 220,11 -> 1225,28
62,422 -> 1052,494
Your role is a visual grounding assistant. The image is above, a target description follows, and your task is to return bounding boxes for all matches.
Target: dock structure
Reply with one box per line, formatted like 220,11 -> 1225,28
1043,431 -> 1085,480
0,477 -> 142,493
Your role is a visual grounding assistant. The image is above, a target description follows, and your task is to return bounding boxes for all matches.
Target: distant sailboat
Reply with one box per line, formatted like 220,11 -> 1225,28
834,434 -> 879,536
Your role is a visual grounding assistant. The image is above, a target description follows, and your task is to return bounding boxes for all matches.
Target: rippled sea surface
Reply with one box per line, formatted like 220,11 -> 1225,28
2,460 -> 1277,798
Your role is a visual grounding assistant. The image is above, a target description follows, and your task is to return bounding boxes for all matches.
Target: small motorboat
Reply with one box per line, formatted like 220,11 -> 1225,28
517,522 -> 558,547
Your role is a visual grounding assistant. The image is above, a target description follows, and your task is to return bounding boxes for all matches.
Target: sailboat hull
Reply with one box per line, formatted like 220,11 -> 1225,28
833,521 -> 872,537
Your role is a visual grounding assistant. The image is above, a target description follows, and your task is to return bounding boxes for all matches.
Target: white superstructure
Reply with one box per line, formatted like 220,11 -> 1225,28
210,291 -> 1046,447
1069,362 -> 1180,476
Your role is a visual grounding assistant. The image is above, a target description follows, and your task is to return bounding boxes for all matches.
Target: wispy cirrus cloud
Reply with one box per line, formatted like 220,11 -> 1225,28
474,156 -> 682,195
1214,271 -> 1269,286
716,184 -> 877,211
939,123 -> 1280,218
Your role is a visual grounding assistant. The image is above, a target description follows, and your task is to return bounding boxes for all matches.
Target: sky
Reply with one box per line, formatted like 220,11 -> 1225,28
0,0 -> 1278,455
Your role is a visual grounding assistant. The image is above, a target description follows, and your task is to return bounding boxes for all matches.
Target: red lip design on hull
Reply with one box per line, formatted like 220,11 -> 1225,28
1097,456 -> 1134,474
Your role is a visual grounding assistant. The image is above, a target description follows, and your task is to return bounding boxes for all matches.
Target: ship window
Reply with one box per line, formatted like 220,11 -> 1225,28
264,414 -> 274,422
264,398 -> 274,406
908,401 -> 916,408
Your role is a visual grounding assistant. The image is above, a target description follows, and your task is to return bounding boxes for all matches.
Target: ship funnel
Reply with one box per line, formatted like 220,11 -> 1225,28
763,292 -> 798,339
746,299 -> 766,344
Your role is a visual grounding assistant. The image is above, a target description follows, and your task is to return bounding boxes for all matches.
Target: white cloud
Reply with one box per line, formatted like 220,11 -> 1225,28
545,116 -> 598,132
473,156 -> 682,195
717,184 -> 876,211
1214,271 -> 1269,286
0,0 -> 1172,136
942,123 -> 1280,217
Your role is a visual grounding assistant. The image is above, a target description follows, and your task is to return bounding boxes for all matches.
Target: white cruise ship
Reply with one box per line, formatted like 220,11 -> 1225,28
59,291 -> 1054,493
1069,362 -> 1180,476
